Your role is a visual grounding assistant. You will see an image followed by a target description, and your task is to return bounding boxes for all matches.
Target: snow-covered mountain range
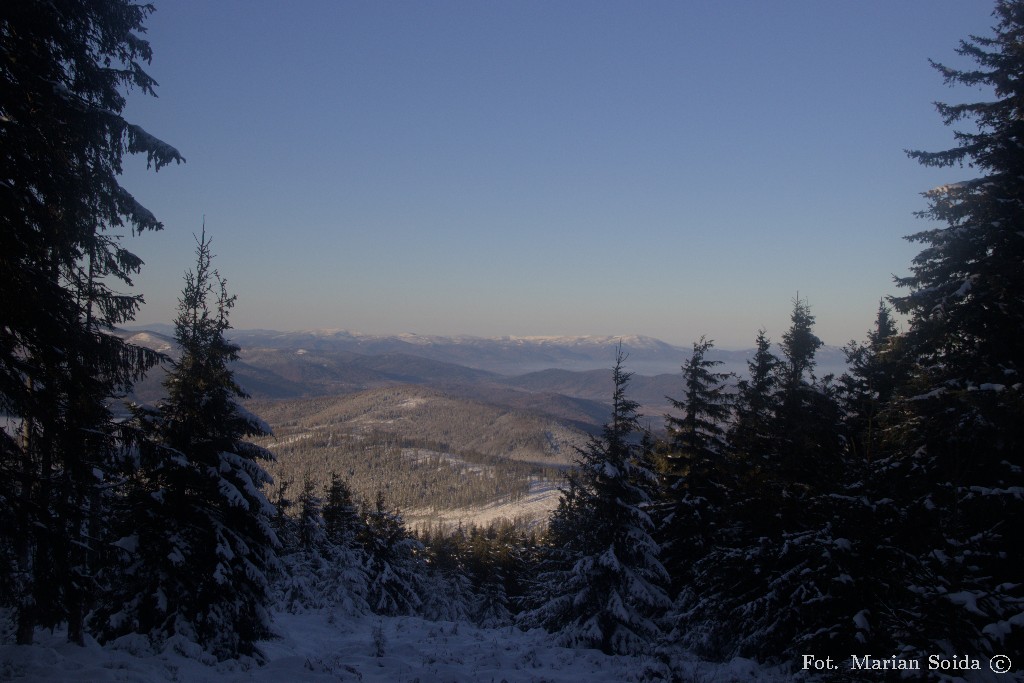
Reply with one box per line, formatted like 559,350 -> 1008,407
124,325 -> 848,377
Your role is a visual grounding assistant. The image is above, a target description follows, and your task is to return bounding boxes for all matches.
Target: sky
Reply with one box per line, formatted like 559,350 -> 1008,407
120,0 -> 997,348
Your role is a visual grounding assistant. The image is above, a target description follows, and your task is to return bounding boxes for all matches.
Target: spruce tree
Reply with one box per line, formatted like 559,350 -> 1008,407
883,0 -> 1024,658
360,492 -> 426,616
323,472 -> 364,549
0,0 -> 182,644
521,348 -> 669,655
464,525 -> 514,628
839,301 -> 901,462
665,336 -> 732,463
318,473 -> 370,615
273,473 -> 369,616
95,232 -> 279,659
774,297 -> 842,483
660,337 -> 733,592
420,528 -> 475,622
778,297 -> 822,393
729,329 -> 781,460
276,477 -> 329,612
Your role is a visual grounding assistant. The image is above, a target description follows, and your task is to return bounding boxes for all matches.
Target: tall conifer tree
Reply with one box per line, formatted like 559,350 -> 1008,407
665,336 -> 732,463
885,0 -> 1024,658
840,301 -> 900,462
360,492 -> 425,617
522,348 -> 669,655
729,329 -> 781,460
96,232 -> 278,659
0,0 -> 182,643
660,337 -> 733,591
774,297 -> 842,483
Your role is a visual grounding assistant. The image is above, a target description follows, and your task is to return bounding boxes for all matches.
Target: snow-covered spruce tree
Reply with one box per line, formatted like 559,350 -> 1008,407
880,0 -> 1024,659
323,472 -> 363,549
473,565 -> 512,628
94,232 -> 279,659
720,299 -> 841,544
463,520 -> 532,628
659,337 -> 733,592
276,477 -> 330,612
318,473 -> 371,615
747,303 -> 866,658
520,348 -> 669,655
296,478 -> 327,552
360,492 -> 426,616
0,0 -> 182,644
420,529 -> 475,622
464,528 -> 514,628
272,472 -> 369,616
741,301 -> 851,658
268,476 -> 296,549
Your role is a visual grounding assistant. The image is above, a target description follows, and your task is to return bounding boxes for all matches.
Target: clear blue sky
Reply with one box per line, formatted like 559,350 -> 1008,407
121,0 -> 995,348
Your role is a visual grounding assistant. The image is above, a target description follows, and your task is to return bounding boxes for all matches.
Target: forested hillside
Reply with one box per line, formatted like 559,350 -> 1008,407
249,385 -> 579,527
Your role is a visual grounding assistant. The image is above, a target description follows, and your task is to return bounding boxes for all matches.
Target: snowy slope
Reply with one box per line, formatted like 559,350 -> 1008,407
1,610 -> 789,682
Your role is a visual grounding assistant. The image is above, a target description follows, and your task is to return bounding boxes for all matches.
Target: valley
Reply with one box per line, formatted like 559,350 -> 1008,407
120,326 -> 849,528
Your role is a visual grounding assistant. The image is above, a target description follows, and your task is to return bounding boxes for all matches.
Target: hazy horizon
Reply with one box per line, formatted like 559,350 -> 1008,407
124,319 -> 860,352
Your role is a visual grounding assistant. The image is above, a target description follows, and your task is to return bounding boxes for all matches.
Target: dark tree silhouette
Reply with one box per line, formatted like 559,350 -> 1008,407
0,0 -> 181,644
884,0 -> 1024,658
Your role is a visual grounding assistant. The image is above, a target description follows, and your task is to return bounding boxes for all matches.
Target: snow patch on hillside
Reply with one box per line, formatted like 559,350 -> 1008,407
122,331 -> 175,354
406,478 -> 564,530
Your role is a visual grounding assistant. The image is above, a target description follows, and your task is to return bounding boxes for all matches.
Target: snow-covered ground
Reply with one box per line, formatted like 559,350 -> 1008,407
0,610 -> 788,682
